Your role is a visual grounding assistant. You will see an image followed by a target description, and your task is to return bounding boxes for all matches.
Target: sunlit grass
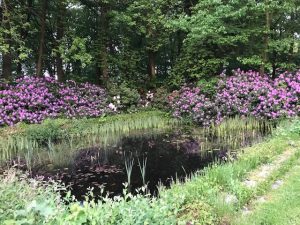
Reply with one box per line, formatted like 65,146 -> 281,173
233,158 -> 300,225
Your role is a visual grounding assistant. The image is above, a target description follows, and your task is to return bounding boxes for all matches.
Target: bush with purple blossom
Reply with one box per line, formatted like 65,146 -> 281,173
0,77 -> 109,126
169,86 -> 218,126
170,70 -> 300,126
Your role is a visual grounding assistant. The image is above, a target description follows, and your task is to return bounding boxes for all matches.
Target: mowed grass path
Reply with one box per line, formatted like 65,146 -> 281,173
233,158 -> 300,225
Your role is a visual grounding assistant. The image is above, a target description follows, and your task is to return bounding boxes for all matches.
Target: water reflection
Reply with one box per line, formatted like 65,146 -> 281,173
1,118 -> 274,200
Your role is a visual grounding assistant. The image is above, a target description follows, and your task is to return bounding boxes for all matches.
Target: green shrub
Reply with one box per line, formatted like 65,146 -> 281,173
0,170 -> 65,225
197,78 -> 219,97
107,82 -> 141,112
152,87 -> 170,110
24,119 -> 68,143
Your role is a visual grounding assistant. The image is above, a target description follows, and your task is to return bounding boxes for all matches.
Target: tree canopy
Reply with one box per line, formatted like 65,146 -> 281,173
1,0 -> 300,88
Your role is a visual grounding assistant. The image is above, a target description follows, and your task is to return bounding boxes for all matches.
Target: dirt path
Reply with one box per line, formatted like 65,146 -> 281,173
231,150 -> 300,225
243,148 -> 295,189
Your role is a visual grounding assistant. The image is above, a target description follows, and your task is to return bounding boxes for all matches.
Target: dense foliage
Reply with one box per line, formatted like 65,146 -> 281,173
1,69 -> 300,127
170,70 -> 300,126
1,0 -> 300,88
169,86 -> 218,126
0,77 -> 108,126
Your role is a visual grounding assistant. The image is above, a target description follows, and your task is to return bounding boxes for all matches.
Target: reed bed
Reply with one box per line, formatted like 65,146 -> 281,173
0,111 -> 177,170
0,113 -> 274,172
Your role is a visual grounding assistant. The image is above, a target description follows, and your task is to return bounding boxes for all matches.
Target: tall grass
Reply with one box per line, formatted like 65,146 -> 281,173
124,153 -> 135,189
0,114 -> 274,172
0,111 -> 177,169
192,116 -> 274,154
211,116 -> 273,137
138,157 -> 147,186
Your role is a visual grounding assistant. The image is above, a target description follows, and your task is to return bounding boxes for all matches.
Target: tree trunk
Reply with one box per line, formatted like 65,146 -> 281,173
95,65 -> 102,85
260,0 -> 271,76
1,1 -> 12,79
2,53 -> 12,79
271,62 -> 276,79
16,62 -> 22,77
99,6 -> 109,86
56,0 -> 65,82
100,45 -> 109,85
36,0 -> 48,77
148,51 -> 156,80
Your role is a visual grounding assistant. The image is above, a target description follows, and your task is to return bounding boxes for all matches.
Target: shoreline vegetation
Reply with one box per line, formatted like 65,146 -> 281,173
0,115 -> 299,224
0,110 -> 176,139
0,111 -> 272,169
0,110 -> 178,170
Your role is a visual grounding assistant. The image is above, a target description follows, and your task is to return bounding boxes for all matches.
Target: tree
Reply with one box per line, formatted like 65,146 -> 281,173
126,0 -> 181,81
56,0 -> 67,81
0,0 -> 32,79
171,0 -> 300,86
36,0 -> 48,77
0,0 -> 299,86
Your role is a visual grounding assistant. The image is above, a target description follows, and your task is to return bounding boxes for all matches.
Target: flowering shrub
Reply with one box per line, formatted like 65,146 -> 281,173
107,82 -> 140,112
274,71 -> 300,114
1,70 -> 300,127
0,77 -> 109,126
216,70 -> 299,119
215,70 -> 273,117
169,86 -> 217,126
170,70 -> 300,125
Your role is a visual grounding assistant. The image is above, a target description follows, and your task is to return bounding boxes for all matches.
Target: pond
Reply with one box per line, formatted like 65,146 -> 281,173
1,118 -> 273,200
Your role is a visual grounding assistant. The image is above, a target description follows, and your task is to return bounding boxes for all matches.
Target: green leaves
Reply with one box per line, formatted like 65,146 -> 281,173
53,36 -> 92,68
126,0 -> 180,52
172,0 -> 300,85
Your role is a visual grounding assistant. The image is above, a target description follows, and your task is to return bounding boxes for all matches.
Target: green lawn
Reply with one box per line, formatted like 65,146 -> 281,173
233,159 -> 300,225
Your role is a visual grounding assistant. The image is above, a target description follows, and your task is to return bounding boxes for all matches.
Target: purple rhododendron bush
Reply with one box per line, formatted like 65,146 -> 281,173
168,86 -> 218,127
1,70 -> 300,127
170,70 -> 300,126
0,77 -> 109,126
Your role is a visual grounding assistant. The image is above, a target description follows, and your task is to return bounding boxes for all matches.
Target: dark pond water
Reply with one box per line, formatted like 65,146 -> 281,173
20,124 -> 271,200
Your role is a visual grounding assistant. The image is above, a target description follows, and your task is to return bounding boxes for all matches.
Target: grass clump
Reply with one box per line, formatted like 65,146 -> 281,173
0,169 -> 65,224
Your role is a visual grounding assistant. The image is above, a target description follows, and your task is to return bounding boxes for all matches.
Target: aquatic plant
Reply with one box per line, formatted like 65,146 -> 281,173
138,157 -> 147,186
0,111 -> 177,165
124,153 -> 135,189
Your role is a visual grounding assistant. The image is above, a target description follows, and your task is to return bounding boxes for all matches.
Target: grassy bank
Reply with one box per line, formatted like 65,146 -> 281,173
0,119 -> 299,224
169,119 -> 300,224
233,158 -> 300,225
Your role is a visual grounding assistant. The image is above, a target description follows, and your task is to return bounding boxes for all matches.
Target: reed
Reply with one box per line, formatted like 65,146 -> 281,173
138,157 -> 147,186
0,113 -> 274,174
124,153 -> 135,189
0,111 -> 177,168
